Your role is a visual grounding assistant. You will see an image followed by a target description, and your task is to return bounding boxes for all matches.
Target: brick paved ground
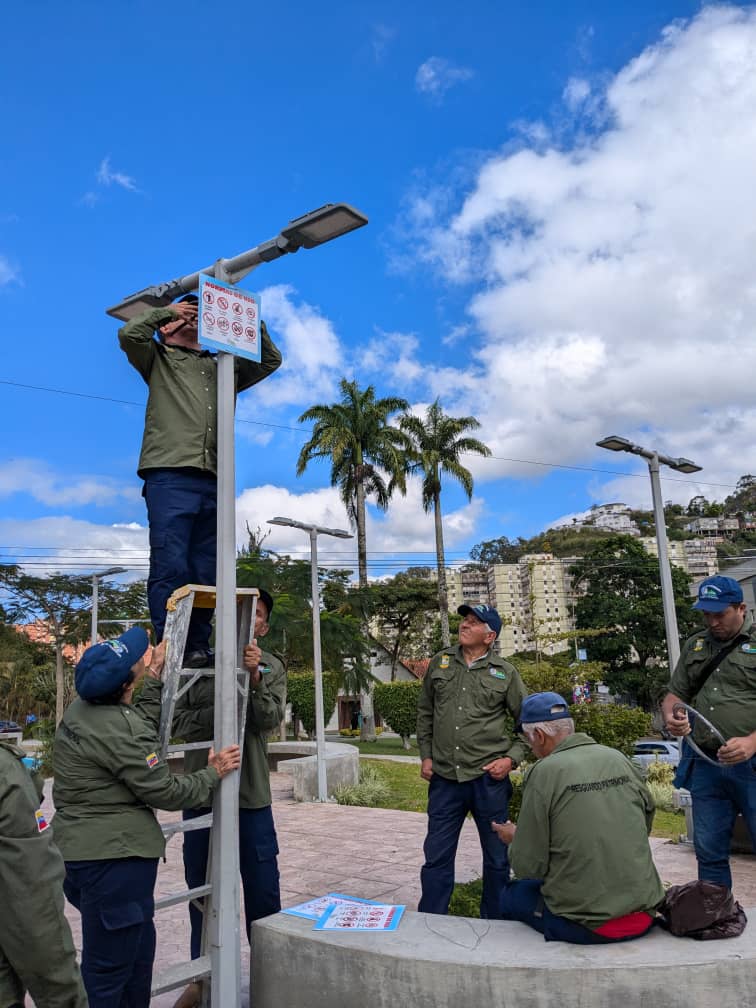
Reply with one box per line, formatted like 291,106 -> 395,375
29,770 -> 756,1007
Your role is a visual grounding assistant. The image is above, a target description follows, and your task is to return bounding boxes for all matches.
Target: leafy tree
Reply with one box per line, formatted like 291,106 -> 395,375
286,671 -> 339,737
570,703 -> 652,758
0,619 -> 55,723
361,575 -> 438,679
374,680 -> 422,749
428,611 -> 462,654
400,400 -> 490,647
470,535 -> 524,565
297,379 -> 410,739
569,535 -> 697,707
0,567 -> 94,724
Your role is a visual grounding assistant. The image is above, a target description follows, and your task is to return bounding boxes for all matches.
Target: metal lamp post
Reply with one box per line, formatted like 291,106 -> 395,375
90,567 -> 127,645
268,517 -> 353,801
596,435 -> 702,668
107,203 -> 367,1008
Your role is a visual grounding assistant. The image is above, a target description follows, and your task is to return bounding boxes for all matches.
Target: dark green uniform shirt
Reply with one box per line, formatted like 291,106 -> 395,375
118,307 -> 282,477
668,612 -> 756,746
510,733 -> 664,928
0,741 -> 88,1008
173,648 -> 286,809
52,678 -> 219,860
416,646 -> 528,781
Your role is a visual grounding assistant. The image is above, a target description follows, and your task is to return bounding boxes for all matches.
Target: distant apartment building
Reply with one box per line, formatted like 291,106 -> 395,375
446,566 -> 490,612
639,537 -> 719,580
487,553 -> 576,657
684,516 -> 740,540
571,503 -> 639,536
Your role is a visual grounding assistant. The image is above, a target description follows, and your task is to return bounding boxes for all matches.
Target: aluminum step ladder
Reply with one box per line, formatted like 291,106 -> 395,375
150,583 -> 260,1003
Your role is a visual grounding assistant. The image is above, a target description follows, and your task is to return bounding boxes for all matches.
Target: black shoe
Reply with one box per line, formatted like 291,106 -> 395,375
183,649 -> 215,669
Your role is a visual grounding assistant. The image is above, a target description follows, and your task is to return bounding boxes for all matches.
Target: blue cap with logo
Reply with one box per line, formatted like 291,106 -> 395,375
75,627 -> 149,701
519,691 -> 571,726
692,575 -> 743,613
457,603 -> 503,638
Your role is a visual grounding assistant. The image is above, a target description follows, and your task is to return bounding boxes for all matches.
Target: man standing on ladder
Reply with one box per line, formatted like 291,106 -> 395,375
118,294 -> 282,666
171,588 -> 286,1008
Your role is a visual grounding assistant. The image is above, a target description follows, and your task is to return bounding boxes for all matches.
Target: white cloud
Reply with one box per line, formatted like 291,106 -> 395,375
0,255 -> 20,286
562,76 -> 590,109
246,284 -> 343,412
0,459 -> 139,507
415,57 -> 474,100
371,22 -> 396,63
0,516 -> 149,577
403,6 -> 756,494
360,329 -> 424,387
96,156 -> 139,192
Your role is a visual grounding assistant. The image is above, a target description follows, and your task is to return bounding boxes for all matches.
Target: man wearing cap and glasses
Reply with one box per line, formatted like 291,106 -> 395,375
118,294 -> 282,668
170,589 -> 285,1008
492,692 -> 663,943
416,603 -> 528,918
662,575 -> 756,889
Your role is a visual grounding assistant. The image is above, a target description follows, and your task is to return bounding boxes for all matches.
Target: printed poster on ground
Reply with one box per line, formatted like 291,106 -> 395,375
199,273 -> 261,362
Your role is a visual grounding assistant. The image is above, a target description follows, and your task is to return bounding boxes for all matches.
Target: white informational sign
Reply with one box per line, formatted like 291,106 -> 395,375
199,273 -> 261,362
314,901 -> 404,932
282,892 -> 378,921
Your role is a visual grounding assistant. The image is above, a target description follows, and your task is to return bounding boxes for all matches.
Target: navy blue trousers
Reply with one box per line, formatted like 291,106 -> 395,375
182,806 -> 281,958
143,468 -> 217,650
501,879 -> 655,944
63,857 -> 158,1008
419,773 -> 512,918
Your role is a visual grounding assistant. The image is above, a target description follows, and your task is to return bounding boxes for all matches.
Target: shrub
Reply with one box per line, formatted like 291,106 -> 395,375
449,878 -> 482,918
570,703 -> 652,758
647,780 -> 677,812
645,759 -> 675,786
374,680 -> 421,749
334,764 -> 390,806
286,671 -> 338,737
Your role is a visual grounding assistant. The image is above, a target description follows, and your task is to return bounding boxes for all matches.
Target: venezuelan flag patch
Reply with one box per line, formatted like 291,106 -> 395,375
35,809 -> 49,832
146,752 -> 159,769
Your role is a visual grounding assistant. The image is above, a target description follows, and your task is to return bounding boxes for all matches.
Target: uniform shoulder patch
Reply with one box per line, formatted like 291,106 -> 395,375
489,667 -> 507,680
145,752 -> 159,768
35,808 -> 49,832
439,655 -> 450,669
741,643 -> 756,654
693,638 -> 705,652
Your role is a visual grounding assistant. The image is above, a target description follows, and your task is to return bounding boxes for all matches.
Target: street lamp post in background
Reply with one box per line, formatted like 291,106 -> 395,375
90,567 -> 127,645
268,517 -> 353,801
596,435 -> 702,669
107,204 -> 367,1008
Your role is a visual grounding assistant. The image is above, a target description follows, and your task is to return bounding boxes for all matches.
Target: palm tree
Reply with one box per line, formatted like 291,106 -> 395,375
400,400 -> 491,648
297,379 -> 411,738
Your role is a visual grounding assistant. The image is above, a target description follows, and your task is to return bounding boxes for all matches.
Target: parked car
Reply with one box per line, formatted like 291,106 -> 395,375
0,719 -> 20,733
632,739 -> 681,769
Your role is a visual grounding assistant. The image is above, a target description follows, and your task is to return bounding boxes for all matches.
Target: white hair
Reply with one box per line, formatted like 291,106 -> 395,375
522,718 -> 574,740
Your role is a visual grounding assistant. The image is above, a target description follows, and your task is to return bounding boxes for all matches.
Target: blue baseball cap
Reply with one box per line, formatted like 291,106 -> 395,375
458,603 -> 502,638
75,627 -> 149,701
692,576 -> 744,613
518,691 -> 571,727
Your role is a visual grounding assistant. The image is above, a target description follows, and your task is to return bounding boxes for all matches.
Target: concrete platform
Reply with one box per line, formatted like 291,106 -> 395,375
267,740 -> 359,801
251,909 -> 756,1008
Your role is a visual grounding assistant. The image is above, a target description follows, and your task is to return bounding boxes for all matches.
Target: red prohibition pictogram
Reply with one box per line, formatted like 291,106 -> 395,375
217,317 -> 230,332
245,305 -> 256,319
217,296 -> 229,310
231,321 -> 243,336
202,311 -> 215,327
244,327 -> 255,340
232,302 -> 243,315
203,291 -> 214,304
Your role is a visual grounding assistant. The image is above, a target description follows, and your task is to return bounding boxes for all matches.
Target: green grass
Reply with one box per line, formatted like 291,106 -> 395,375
650,808 -> 686,841
327,734 -> 421,758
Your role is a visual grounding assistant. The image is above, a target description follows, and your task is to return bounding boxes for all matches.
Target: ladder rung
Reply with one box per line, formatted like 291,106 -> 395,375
168,741 -> 212,753
161,813 -> 213,839
155,883 -> 212,911
151,955 -> 211,996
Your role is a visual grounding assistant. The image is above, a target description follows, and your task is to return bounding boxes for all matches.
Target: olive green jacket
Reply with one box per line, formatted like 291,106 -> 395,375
416,646 -> 528,781
173,649 -> 286,809
52,678 -> 219,860
0,741 -> 88,1007
509,733 -> 664,928
118,307 -> 282,477
669,612 -> 756,745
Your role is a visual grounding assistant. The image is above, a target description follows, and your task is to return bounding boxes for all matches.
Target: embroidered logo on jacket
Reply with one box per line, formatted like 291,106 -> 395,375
741,643 -> 756,654
489,668 -> 507,680
35,809 -> 49,832
693,639 -> 705,652
146,752 -> 159,768
439,655 -> 450,669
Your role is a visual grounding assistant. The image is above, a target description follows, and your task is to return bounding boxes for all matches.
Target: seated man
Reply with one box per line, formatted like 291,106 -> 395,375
493,692 -> 664,944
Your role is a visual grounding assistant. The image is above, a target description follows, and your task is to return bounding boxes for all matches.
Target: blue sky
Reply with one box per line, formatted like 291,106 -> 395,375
2,1 -> 755,580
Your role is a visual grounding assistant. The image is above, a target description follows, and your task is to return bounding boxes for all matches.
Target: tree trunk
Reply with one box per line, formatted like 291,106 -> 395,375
433,493 -> 451,649
55,643 -> 65,725
355,478 -> 376,741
